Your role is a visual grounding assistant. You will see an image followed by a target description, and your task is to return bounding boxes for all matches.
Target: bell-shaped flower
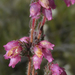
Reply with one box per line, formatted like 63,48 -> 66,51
42,8 -> 53,20
39,0 -> 56,20
64,0 -> 71,7
60,67 -> 67,75
50,64 -> 63,75
39,0 -> 50,9
40,40 -> 55,50
39,0 -> 56,9
9,56 -> 21,68
64,0 -> 75,7
3,40 -> 22,68
48,0 -> 56,9
71,0 -> 75,4
42,48 -> 54,62
33,43 -> 54,69
30,2 -> 41,19
33,55 -> 42,69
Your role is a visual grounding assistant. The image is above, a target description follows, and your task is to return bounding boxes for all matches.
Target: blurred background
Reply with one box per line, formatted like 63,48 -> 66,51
0,0 -> 75,75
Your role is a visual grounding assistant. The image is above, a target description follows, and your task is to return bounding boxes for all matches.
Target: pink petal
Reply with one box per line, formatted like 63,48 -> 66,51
20,37 -> 30,43
3,40 -> 20,51
42,8 -> 53,20
30,2 -> 41,19
49,0 -> 56,9
64,0 -> 71,7
39,0 -> 50,9
51,64 -> 63,74
4,51 -> 9,59
40,40 -> 55,50
71,0 -> 75,4
42,48 -> 54,62
60,67 -> 67,75
33,55 -> 42,69
9,56 -> 21,68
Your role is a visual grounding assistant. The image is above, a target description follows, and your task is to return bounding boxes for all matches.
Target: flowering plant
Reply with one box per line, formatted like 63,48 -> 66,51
3,0 -> 75,75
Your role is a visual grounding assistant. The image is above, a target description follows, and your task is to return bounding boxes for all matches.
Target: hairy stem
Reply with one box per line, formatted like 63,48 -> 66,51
37,16 -> 46,40
32,65 -> 35,75
30,18 -> 35,43
27,57 -> 31,75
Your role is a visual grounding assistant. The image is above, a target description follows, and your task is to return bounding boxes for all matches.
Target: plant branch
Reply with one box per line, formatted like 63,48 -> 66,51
27,57 -> 31,75
30,18 -> 35,43
37,16 -> 46,40
32,65 -> 35,75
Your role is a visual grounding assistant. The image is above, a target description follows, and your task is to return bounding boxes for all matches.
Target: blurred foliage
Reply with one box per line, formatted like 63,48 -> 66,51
0,0 -> 75,75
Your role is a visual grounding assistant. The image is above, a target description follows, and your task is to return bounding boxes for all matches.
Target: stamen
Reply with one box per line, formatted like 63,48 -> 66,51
7,50 -> 13,56
7,46 -> 19,57
35,48 -> 42,58
19,41 -> 22,44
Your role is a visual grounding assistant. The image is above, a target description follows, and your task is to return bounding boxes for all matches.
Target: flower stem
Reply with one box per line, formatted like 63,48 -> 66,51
27,57 -> 31,75
32,65 -> 35,75
30,18 -> 35,43
37,16 -> 46,40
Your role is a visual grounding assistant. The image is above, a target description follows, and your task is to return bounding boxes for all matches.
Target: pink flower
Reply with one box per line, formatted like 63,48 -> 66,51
64,0 -> 71,7
20,36 -> 30,43
71,0 -> 75,4
40,40 -> 55,50
33,42 -> 54,69
33,55 -> 42,69
60,68 -> 67,75
30,2 -> 41,19
39,0 -> 56,20
30,0 -> 56,20
50,64 -> 63,75
64,0 -> 75,7
4,40 -> 22,68
42,8 -> 53,20
39,0 -> 56,9
42,48 -> 54,62
48,0 -> 56,9
39,0 -> 50,9
9,56 -> 21,68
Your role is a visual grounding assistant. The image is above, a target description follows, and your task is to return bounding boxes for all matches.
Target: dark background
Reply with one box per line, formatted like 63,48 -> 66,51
0,0 -> 75,75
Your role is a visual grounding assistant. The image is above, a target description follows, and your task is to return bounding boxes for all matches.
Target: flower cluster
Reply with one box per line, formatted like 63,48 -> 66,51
30,0 -> 75,20
44,63 -> 67,75
4,36 -> 55,70
30,0 -> 56,20
33,40 -> 54,69
4,37 -> 29,68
